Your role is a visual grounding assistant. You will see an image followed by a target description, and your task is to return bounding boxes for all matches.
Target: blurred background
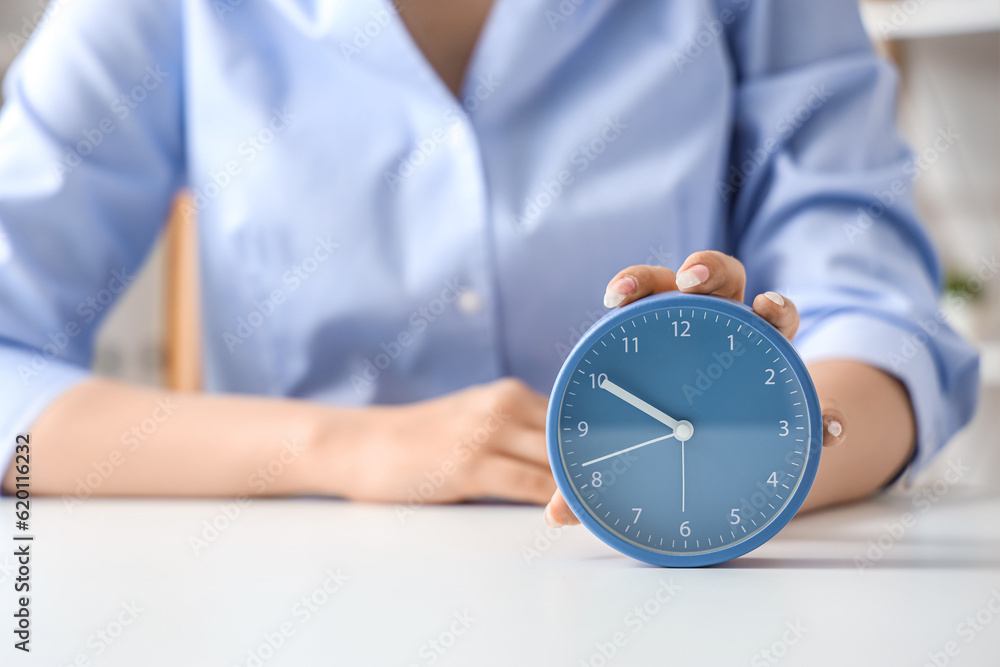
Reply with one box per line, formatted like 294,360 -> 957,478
1,0 -> 997,485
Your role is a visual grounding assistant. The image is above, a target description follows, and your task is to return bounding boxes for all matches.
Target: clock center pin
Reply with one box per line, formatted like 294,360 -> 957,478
674,420 -> 694,442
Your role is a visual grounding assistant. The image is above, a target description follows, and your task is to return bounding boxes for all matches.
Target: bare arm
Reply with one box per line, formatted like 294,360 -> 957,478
2,378 -> 338,498
798,359 -> 915,512
1,376 -> 555,504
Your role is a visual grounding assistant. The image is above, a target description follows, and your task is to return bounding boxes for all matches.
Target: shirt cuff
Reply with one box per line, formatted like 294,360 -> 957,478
794,313 -> 960,479
0,346 -> 91,490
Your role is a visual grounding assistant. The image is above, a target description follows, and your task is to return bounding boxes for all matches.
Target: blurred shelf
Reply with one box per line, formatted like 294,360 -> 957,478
861,0 -> 1000,40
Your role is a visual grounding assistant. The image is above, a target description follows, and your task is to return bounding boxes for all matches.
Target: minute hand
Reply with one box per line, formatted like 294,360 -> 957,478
599,378 -> 681,431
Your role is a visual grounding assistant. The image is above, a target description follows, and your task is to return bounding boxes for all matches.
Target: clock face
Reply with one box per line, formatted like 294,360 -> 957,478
548,293 -> 821,567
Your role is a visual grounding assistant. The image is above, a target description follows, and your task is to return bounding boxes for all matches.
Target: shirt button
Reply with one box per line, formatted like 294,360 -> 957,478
457,289 -> 483,315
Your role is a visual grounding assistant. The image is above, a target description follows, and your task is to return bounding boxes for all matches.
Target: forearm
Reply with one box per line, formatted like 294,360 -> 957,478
800,360 -> 916,512
0,378 -> 355,498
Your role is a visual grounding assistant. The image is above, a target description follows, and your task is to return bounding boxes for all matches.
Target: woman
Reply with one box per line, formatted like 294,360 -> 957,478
0,0 -> 979,527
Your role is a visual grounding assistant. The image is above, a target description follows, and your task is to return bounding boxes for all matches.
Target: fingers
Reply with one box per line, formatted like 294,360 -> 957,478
491,427 -> 549,467
543,489 -> 580,528
472,456 -> 556,505
603,265 -> 677,308
521,391 -> 548,432
486,380 -> 549,466
819,397 -> 847,448
489,377 -> 547,431
751,291 -> 800,341
675,251 -> 746,301
475,378 -> 564,508
603,251 -> 747,309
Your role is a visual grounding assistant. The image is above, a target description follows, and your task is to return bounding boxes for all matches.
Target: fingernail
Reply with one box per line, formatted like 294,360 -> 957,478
603,276 -> 636,308
826,419 -> 843,438
764,291 -> 785,307
676,264 -> 709,289
543,502 -> 560,528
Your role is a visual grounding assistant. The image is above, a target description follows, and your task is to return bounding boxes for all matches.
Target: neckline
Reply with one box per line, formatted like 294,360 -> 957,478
379,0 -> 508,108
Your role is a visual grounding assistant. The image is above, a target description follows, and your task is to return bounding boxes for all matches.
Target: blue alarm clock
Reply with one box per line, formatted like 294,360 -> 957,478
546,292 -> 822,567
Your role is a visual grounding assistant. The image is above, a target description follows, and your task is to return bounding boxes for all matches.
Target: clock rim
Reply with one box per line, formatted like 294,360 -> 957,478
545,292 -> 823,568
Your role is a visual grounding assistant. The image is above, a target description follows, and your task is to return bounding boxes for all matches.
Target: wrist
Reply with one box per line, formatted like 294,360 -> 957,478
298,403 -> 375,499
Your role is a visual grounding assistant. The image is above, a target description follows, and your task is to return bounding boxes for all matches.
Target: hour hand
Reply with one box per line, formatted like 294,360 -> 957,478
599,378 -> 693,441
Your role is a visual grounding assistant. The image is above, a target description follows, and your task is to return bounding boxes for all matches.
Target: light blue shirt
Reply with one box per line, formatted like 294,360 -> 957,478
0,0 -> 979,477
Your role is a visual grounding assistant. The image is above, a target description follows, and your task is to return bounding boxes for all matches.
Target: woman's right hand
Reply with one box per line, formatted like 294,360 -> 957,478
328,378 -> 556,506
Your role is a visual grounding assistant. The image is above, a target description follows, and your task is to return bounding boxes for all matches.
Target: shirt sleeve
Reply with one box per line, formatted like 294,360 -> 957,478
0,0 -> 184,478
718,0 -> 980,475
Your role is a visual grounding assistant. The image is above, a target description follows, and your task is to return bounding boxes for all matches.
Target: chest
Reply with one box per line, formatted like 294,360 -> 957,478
392,0 -> 495,96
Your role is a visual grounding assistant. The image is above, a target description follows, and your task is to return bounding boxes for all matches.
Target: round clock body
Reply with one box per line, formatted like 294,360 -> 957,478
547,292 -> 822,567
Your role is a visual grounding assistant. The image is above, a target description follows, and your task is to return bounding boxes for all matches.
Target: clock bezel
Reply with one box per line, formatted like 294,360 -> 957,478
546,292 -> 823,567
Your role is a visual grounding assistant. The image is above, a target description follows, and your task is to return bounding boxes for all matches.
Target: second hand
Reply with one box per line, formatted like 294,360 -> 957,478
581,432 -> 676,467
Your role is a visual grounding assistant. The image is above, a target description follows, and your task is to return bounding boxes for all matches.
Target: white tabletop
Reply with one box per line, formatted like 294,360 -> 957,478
3,485 -> 999,667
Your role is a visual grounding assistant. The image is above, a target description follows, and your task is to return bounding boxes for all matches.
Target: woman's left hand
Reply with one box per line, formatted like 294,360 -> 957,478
543,250 -> 846,528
